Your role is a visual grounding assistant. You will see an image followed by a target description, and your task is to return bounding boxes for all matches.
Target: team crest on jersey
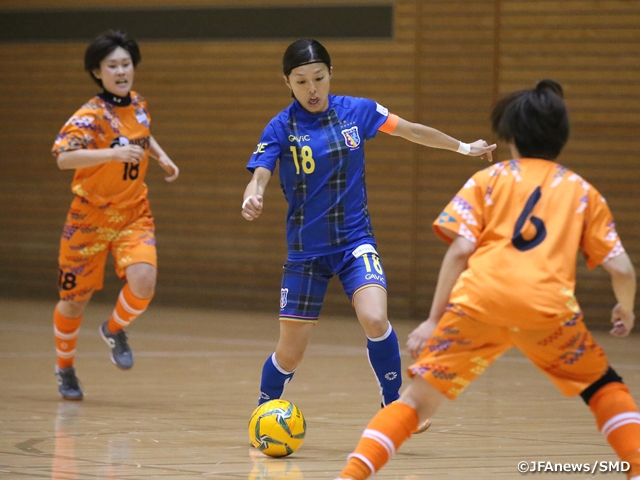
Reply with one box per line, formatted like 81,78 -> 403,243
341,126 -> 361,150
280,288 -> 289,309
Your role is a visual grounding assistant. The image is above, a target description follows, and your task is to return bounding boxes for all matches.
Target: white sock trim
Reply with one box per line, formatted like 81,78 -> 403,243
112,309 -> 132,327
601,412 -> 640,437
271,353 -> 296,375
347,453 -> 375,474
56,348 -> 76,358
362,428 -> 396,457
119,290 -> 145,316
367,322 -> 393,342
54,326 -> 79,340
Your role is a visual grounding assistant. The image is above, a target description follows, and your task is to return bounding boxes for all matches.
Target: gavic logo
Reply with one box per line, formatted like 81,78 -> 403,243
288,134 -> 310,142
253,142 -> 268,154
365,273 -> 385,283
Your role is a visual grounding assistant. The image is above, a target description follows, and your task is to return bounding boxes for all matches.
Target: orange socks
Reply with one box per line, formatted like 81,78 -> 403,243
340,402 -> 419,480
53,306 -> 82,369
589,382 -> 640,478
107,283 -> 152,333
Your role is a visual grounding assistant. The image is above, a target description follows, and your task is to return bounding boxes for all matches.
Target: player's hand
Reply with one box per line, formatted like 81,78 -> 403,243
609,303 -> 635,337
406,318 -> 438,360
111,144 -> 144,164
469,139 -> 496,162
242,195 -> 263,221
156,154 -> 180,182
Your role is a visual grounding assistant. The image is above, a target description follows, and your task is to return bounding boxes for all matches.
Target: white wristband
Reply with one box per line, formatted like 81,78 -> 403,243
457,142 -> 471,155
242,196 -> 254,210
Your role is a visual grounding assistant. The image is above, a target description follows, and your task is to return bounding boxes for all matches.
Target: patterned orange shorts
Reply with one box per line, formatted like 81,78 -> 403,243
57,196 -> 157,301
408,310 -> 609,399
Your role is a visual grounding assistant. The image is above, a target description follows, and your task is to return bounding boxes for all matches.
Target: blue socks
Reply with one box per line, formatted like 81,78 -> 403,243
259,324 -> 401,406
367,322 -> 402,406
258,353 -> 295,405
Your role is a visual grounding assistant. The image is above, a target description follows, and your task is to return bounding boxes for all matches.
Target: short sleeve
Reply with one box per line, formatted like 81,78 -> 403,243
432,174 -> 485,245
581,186 -> 625,269
246,122 -> 281,174
354,97 -> 390,140
51,111 -> 101,157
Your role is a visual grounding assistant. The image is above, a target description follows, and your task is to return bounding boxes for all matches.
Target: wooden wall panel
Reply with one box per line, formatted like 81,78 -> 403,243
0,0 -> 638,328
413,0 -> 498,319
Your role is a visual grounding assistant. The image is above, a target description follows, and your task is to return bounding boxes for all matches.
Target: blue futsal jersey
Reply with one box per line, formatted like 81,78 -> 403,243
247,94 -> 391,259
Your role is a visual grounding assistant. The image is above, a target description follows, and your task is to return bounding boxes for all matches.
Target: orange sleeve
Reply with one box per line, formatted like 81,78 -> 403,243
378,113 -> 399,134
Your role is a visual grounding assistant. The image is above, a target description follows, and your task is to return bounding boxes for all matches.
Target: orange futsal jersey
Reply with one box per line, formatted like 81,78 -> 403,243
433,158 -> 624,330
52,91 -> 151,208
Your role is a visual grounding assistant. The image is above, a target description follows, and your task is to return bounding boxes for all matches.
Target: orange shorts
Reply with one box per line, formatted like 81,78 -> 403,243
408,310 -> 608,399
57,196 -> 157,301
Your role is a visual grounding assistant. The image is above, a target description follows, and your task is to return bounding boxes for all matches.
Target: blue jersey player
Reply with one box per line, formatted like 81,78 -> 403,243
242,39 -> 495,423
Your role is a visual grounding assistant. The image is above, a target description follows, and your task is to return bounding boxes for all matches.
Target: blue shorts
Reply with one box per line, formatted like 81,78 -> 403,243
279,243 -> 387,323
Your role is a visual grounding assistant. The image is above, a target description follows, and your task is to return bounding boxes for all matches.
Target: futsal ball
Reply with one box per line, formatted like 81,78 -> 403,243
248,399 -> 306,457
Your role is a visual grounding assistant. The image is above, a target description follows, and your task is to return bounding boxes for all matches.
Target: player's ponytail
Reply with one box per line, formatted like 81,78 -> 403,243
535,79 -> 564,98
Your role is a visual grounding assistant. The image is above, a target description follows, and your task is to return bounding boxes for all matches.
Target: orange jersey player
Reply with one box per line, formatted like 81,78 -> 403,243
336,80 -> 638,480
51,30 -> 179,400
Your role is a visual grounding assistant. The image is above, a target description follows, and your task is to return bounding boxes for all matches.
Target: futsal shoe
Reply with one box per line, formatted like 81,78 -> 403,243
55,366 -> 83,400
413,418 -> 432,434
99,321 -> 134,370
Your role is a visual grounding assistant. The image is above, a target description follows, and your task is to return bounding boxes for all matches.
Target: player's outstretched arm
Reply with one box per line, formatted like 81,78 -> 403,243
602,252 -> 636,337
242,167 -> 271,221
406,235 -> 475,359
150,135 -> 179,182
387,117 -> 496,162
56,146 -> 144,170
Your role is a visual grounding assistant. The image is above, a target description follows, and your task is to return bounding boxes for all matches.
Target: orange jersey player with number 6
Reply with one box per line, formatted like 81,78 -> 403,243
336,80 -> 639,480
51,30 -> 179,401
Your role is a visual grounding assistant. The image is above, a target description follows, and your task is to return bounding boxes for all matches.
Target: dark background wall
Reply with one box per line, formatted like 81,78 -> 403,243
1,0 -> 638,328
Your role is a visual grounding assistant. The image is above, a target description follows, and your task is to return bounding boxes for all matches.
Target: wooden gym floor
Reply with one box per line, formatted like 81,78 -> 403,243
1,298 -> 639,479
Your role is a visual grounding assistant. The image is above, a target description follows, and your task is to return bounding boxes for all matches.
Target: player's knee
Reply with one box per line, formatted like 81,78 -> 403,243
360,315 -> 389,338
126,264 -> 157,298
580,366 -> 624,405
58,298 -> 90,318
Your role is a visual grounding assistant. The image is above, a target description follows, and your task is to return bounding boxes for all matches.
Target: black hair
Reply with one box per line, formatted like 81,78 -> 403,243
84,30 -> 141,88
491,79 -> 569,160
282,39 -> 331,76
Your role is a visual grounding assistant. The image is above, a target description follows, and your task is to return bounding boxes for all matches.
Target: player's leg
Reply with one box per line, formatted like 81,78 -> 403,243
351,286 -> 402,406
54,298 -> 90,401
54,199 -> 108,399
584,369 -> 640,479
338,375 -> 444,480
259,321 -> 315,404
338,245 -> 401,406
100,203 -> 157,370
514,319 -> 640,479
258,258 -> 331,404
336,311 -> 510,479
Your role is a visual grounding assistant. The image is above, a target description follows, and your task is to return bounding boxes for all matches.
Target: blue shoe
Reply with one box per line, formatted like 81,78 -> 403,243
55,366 -> 83,401
99,321 -> 133,370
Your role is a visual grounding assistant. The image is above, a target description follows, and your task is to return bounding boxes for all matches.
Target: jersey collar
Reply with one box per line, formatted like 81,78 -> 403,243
294,94 -> 333,118
98,90 -> 132,107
